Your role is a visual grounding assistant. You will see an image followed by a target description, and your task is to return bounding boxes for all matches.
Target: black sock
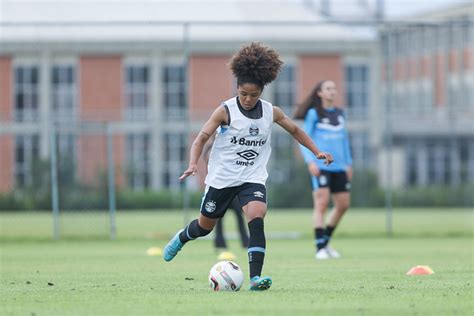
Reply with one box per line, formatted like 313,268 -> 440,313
178,219 -> 212,244
247,217 -> 266,279
314,227 -> 325,251
323,225 -> 336,247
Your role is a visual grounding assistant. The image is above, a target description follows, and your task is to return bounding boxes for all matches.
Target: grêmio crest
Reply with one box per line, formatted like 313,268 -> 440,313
249,123 -> 259,136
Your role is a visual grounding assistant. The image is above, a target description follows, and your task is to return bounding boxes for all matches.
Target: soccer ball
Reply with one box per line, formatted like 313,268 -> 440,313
208,261 -> 244,291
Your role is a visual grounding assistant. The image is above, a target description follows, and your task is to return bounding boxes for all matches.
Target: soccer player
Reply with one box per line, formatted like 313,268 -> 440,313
293,80 -> 353,260
163,42 -> 333,291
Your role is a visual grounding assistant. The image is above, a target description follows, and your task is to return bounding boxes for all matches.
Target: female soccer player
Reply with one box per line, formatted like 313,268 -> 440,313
163,43 -> 333,291
293,80 -> 353,260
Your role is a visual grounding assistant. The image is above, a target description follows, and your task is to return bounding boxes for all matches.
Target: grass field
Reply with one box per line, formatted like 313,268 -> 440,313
1,208 -> 473,315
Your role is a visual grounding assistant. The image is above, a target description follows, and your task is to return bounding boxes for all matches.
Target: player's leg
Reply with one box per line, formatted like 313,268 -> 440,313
324,172 -> 351,258
326,192 -> 350,231
238,183 -> 272,291
163,214 -> 217,262
231,197 -> 249,248
214,218 -> 227,249
311,172 -> 331,259
163,186 -> 234,262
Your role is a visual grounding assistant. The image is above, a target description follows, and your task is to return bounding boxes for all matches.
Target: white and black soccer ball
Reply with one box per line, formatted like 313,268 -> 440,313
208,261 -> 244,291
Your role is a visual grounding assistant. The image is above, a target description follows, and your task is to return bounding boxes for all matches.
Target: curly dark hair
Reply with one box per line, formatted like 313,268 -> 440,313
229,42 -> 283,88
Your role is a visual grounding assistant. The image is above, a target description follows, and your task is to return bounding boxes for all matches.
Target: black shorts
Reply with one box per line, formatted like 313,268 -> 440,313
200,183 -> 267,219
311,170 -> 351,193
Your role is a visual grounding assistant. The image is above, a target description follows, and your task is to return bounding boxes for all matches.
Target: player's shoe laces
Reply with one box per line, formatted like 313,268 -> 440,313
249,276 -> 272,291
163,230 -> 184,262
315,247 -> 331,260
325,246 -> 341,258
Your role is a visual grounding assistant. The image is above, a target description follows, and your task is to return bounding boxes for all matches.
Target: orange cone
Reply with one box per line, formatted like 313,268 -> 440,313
406,265 -> 434,275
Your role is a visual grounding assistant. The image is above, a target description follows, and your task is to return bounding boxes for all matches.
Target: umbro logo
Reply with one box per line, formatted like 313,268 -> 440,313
237,150 -> 259,161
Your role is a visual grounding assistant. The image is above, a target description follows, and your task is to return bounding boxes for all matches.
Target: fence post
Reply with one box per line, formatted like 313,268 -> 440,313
382,29 -> 393,237
106,124 -> 117,240
182,21 -> 191,226
50,125 -> 60,239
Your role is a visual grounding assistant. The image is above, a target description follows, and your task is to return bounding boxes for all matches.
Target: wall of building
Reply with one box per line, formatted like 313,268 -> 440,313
0,56 -> 13,191
78,56 -> 125,187
297,55 -> 345,105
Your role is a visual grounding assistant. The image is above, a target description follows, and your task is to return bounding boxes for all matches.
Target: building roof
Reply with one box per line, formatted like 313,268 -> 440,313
399,2 -> 474,22
0,0 -> 375,43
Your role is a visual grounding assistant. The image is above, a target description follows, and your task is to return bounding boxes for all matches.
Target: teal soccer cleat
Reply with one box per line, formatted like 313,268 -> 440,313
163,230 -> 184,262
249,276 -> 272,291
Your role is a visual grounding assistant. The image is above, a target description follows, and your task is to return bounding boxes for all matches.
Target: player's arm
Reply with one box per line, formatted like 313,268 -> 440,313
273,106 -> 333,165
179,106 -> 228,180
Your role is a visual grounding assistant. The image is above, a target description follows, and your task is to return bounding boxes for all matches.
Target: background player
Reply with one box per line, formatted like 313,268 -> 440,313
294,80 -> 353,260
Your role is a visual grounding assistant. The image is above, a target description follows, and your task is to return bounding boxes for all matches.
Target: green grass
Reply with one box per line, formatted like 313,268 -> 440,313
1,209 -> 473,315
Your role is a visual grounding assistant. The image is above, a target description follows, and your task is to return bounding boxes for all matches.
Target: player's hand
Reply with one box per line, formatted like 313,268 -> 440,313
179,164 -> 198,181
317,152 -> 333,165
308,162 -> 320,177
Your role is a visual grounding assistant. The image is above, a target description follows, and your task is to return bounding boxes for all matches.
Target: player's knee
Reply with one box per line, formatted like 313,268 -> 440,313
316,199 -> 330,211
190,219 -> 212,237
337,200 -> 350,212
198,216 -> 217,231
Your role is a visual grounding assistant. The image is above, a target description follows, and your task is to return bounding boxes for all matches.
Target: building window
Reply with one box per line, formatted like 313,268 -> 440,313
125,65 -> 150,121
163,65 -> 186,120
14,65 -> 39,122
421,78 -> 433,112
126,133 -> 150,190
349,132 -> 370,170
448,74 -> 462,110
345,64 -> 369,119
272,64 -> 295,116
426,140 -> 452,185
52,65 -> 76,123
15,135 -> 39,188
55,133 -> 77,182
459,139 -> 474,184
163,133 -> 186,190
406,142 -> 417,185
464,73 -> 473,110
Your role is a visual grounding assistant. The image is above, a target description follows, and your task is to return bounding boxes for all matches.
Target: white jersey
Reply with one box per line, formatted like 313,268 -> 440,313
205,97 -> 274,189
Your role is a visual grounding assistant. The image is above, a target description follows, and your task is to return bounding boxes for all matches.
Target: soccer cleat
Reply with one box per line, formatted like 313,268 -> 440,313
325,246 -> 341,258
315,247 -> 331,260
249,276 -> 272,291
163,230 -> 184,262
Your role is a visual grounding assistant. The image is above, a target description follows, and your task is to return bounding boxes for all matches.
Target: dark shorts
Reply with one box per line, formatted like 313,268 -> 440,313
311,170 -> 351,193
200,183 -> 267,219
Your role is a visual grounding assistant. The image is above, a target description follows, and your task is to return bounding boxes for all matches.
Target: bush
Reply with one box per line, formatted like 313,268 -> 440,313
0,189 -> 205,211
266,162 -> 472,208
0,193 -> 26,210
116,190 -> 203,210
392,184 -> 474,207
267,162 -> 313,208
267,164 -> 385,208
